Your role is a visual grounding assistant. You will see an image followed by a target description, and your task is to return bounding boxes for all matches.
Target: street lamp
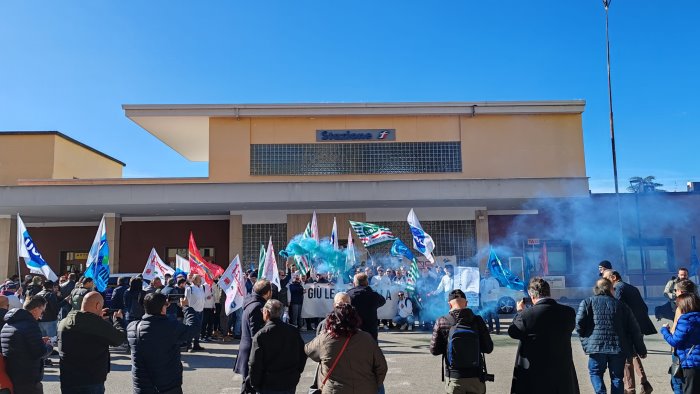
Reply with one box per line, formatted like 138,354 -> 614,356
631,183 -> 648,299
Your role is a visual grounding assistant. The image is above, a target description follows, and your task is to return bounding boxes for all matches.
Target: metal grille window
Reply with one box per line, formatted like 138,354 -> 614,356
368,220 -> 476,264
250,142 -> 462,175
242,224 -> 288,270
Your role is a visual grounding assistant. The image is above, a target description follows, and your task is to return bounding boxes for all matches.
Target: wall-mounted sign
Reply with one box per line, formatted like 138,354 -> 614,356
316,129 -> 396,142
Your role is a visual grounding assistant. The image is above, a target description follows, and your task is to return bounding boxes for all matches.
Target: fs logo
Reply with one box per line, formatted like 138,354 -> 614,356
377,130 -> 390,140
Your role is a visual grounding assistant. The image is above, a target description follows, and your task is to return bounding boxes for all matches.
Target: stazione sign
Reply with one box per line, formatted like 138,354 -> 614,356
316,129 -> 396,142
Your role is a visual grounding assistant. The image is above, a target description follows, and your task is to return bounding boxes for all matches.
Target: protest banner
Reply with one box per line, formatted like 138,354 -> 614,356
300,281 -> 408,319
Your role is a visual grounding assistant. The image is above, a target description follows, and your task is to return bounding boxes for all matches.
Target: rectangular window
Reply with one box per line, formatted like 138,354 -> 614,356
250,142 -> 462,175
60,251 -> 88,274
523,240 -> 573,275
242,224 -> 288,270
625,238 -> 674,272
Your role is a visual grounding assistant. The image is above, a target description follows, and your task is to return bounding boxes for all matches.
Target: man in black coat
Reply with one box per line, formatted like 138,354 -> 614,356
127,292 -> 198,394
234,279 -> 272,393
508,277 -> 579,394
0,295 -> 53,394
58,292 -> 127,392
347,273 -> 386,342
603,269 -> 655,394
37,281 -> 60,338
248,299 -> 307,393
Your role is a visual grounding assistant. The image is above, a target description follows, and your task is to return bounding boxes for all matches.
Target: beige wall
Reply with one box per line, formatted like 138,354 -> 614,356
0,135 -> 55,185
53,136 -> 123,179
208,113 -> 587,183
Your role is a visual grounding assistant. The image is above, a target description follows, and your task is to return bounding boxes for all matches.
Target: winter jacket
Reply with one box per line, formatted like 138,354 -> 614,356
0,308 -> 53,385
234,294 -> 266,377
305,330 -> 388,394
248,318 -> 307,392
59,280 -> 76,299
430,308 -> 494,379
289,282 -> 304,305
127,307 -> 198,394
110,285 -> 127,311
0,309 -> 6,331
576,294 -> 647,357
69,286 -> 91,311
58,310 -> 126,389
661,311 -> 700,368
346,285 -> 386,341
508,298 -> 579,394
613,281 -> 657,336
27,284 -> 43,298
124,289 -> 146,322
37,289 -> 60,322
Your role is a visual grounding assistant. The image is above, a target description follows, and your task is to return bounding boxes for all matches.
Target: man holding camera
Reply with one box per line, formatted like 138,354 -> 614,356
430,289 -> 493,394
508,277 -> 579,394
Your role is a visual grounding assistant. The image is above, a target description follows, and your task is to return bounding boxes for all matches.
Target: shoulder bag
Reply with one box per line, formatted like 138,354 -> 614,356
670,345 -> 696,378
308,335 -> 352,394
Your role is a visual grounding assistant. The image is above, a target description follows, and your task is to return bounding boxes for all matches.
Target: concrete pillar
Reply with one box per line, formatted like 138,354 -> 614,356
475,210 -> 490,273
229,213 -> 243,263
0,215 -> 18,279
104,213 -> 121,274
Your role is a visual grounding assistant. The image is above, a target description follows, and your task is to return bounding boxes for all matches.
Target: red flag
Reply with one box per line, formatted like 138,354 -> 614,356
541,241 -> 549,276
188,232 -> 224,285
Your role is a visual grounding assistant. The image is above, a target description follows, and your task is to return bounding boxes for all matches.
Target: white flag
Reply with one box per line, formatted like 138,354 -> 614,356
175,254 -> 189,275
408,209 -> 435,263
331,217 -> 339,250
218,255 -> 240,293
346,227 -> 356,270
310,211 -> 320,243
142,248 -> 174,282
262,237 -> 281,291
222,255 -> 246,315
17,214 -> 58,281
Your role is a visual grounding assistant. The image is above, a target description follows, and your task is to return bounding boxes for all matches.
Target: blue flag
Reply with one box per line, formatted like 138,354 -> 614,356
390,239 -> 415,261
17,215 -> 58,281
84,216 -> 110,292
488,248 -> 525,292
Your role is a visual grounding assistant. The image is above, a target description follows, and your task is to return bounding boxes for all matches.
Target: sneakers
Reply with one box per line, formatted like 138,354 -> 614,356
400,323 -> 408,331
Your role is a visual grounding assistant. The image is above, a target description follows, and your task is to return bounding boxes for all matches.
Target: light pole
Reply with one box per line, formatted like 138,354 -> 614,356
603,0 -> 628,275
632,185 -> 648,299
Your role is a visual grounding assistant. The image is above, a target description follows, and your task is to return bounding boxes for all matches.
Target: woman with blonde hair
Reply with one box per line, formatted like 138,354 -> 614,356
662,292 -> 700,393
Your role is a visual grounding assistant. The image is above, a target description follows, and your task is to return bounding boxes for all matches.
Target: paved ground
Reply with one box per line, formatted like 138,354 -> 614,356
43,317 -> 675,394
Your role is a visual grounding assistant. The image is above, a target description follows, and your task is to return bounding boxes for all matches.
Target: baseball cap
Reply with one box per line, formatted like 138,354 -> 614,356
599,260 -> 612,270
448,289 -> 466,301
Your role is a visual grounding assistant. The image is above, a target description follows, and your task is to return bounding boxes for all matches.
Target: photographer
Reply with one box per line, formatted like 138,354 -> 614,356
58,292 -> 127,393
430,289 -> 493,394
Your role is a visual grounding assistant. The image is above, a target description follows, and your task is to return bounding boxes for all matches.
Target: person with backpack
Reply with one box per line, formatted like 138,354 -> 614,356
430,289 -> 493,394
68,277 -> 94,312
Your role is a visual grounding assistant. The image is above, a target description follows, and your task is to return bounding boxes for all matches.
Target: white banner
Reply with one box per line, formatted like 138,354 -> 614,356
300,282 -> 407,319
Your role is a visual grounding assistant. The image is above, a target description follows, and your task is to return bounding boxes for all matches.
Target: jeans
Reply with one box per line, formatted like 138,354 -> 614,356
588,353 -> 626,394
38,320 -> 58,338
201,308 -> 215,338
290,303 -> 303,328
481,302 -> 500,333
188,311 -> 203,347
672,374 -> 684,394
62,383 -> 105,393
392,315 -> 415,327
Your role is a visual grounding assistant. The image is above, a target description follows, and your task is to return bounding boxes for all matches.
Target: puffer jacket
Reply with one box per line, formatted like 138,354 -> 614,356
127,307 -> 198,394
0,308 -> 53,385
661,311 -> 700,368
576,294 -> 646,357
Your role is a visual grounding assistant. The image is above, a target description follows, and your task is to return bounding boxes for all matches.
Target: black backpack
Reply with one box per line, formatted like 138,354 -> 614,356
445,315 -> 481,371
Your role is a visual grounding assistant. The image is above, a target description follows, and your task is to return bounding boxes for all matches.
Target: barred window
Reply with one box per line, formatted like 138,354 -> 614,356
242,224 -> 288,269
250,142 -> 462,175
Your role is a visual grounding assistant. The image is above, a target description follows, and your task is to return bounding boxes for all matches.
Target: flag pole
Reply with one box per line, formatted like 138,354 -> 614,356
15,214 -> 22,278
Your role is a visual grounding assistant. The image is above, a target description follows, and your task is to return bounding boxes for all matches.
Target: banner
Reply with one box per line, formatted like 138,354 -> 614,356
16,214 -> 58,281
300,282 -> 404,319
142,248 -> 174,282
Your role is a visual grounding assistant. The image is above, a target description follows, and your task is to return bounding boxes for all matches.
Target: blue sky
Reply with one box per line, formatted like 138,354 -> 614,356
1,1 -> 698,192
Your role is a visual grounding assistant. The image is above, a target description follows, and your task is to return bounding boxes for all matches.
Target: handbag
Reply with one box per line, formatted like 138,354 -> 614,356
308,335 -> 352,394
669,345 -> 695,378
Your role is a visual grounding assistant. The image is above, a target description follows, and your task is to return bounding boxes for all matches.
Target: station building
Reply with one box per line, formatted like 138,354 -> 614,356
1,101 -> 696,296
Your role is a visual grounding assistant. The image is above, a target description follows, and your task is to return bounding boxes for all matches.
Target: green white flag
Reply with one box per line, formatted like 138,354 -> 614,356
349,220 -> 395,247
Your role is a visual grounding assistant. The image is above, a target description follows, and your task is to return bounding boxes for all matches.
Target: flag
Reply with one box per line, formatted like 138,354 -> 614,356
16,214 -> 58,281
174,254 -> 190,278
488,248 -> 525,292
293,255 -> 309,277
257,244 -> 266,274
330,217 -> 339,250
84,216 -> 110,292
390,238 -> 415,261
405,259 -> 420,292
223,255 -> 246,315
303,222 -> 313,239
188,232 -> 224,285
310,211 -> 320,243
349,221 -> 395,247
142,248 -> 174,282
262,237 -> 281,290
407,209 -> 435,263
540,242 -> 549,276
346,228 -> 356,270
691,236 -> 699,279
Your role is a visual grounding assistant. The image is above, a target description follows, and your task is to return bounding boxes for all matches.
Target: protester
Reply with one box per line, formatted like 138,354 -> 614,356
288,273 -> 305,330
661,292 -> 700,394
58,273 -> 77,319
0,295 -> 53,394
235,279 -> 273,393
316,292 -> 351,336
69,277 -> 94,312
127,292 -> 198,394
347,273 -> 386,342
602,269 -> 656,394
161,278 -> 185,322
668,278 -> 698,393
144,277 -> 162,294
248,299 -> 307,393
431,264 -> 456,301
392,291 -> 414,331
0,296 -> 8,331
58,292 -> 127,393
576,278 -> 647,394
110,276 -> 129,314
508,278 -> 578,393
124,277 -> 146,327
370,266 -> 391,288
36,280 -> 60,340
184,274 -> 206,352
200,281 -> 216,342
27,276 -> 44,298
305,303 -> 388,394
0,282 -> 23,310
598,260 -> 612,277
479,270 -> 500,335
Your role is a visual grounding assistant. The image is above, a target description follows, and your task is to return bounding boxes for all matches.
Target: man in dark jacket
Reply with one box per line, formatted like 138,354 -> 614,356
347,273 -> 386,342
58,273 -> 77,320
576,278 -> 647,394
0,295 -> 8,331
110,276 -> 129,312
248,299 -> 307,393
430,289 -> 494,394
161,278 -> 185,322
603,269 -> 655,394
1,295 -> 53,393
288,273 -> 304,329
69,277 -> 95,312
235,279 -> 272,393
508,277 -> 579,394
127,292 -> 198,394
58,292 -> 127,393
37,281 -> 60,338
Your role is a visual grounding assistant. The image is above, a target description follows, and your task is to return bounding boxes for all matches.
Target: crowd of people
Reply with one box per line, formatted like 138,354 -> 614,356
0,260 -> 699,393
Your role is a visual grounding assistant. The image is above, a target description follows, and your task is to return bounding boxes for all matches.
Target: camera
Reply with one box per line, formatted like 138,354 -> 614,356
483,373 -> 495,382
167,294 -> 183,301
522,297 -> 533,307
